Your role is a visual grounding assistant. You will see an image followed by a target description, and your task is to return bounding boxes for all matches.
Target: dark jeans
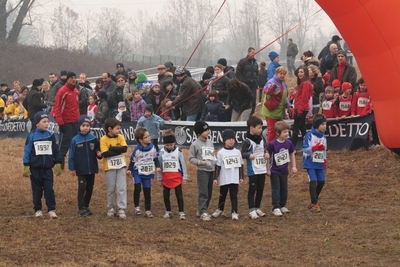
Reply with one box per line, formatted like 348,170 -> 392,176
30,167 -> 55,212
270,173 -> 288,209
291,111 -> 308,146
217,184 -> 239,213
163,184 -> 184,212
77,174 -> 95,210
248,174 -> 266,209
59,122 -> 78,160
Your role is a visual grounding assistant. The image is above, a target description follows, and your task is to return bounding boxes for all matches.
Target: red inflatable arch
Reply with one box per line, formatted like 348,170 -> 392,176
316,0 -> 400,154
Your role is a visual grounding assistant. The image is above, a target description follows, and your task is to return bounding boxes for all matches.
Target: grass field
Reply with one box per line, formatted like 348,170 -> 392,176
1,136 -> 400,266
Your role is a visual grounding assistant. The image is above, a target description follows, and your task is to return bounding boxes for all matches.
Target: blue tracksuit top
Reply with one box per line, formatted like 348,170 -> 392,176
68,132 -> 100,176
302,127 -> 327,170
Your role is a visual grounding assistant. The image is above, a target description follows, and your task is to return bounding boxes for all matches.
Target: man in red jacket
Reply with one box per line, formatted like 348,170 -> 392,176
53,71 -> 80,169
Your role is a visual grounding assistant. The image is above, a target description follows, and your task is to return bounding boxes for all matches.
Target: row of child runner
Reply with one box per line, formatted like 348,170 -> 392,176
23,111 -> 328,220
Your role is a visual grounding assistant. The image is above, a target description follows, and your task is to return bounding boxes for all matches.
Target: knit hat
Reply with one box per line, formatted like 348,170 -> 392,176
128,68 -> 136,76
135,72 -> 148,84
98,90 -> 108,99
342,82 -> 352,91
217,58 -> 227,67
34,111 -> 48,125
32,79 -> 43,87
151,81 -> 160,89
332,35 -> 342,42
222,129 -> 235,142
332,79 -> 341,88
66,71 -> 76,79
116,63 -> 124,68
60,70 -> 68,77
164,62 -> 173,68
313,117 -> 327,129
202,72 -> 213,81
269,51 -> 279,61
194,121 -> 209,135
175,66 -> 185,76
145,104 -> 154,113
163,135 -> 176,144
337,50 -> 347,58
118,101 -> 125,108
78,115 -> 91,126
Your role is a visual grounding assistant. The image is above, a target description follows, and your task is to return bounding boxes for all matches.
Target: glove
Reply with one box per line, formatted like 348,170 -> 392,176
324,159 -> 327,170
59,125 -> 66,133
312,143 -> 326,151
23,166 -> 31,177
54,164 -> 62,176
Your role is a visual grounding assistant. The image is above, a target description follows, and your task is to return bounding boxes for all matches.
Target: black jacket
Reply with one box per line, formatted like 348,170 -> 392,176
236,56 -> 259,84
23,87 -> 47,121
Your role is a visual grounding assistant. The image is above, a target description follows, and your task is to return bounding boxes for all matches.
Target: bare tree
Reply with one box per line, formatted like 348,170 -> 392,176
51,4 -> 80,50
78,9 -> 97,53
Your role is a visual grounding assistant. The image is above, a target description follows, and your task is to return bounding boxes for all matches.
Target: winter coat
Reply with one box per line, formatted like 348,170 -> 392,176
110,85 -> 124,110
23,86 -> 47,121
210,76 -> 229,103
53,83 -> 80,125
226,82 -> 253,112
328,63 -> 357,90
95,98 -> 109,124
68,132 -> 100,175
146,88 -> 165,115
171,75 -> 204,116
200,100 -> 225,121
236,56 -> 259,84
310,76 -> 324,105
130,97 -> 146,121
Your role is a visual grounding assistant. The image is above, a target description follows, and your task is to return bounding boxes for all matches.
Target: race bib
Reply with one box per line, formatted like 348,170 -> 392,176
223,155 -> 241,169
162,159 -> 179,172
202,147 -> 215,161
322,101 -> 332,110
138,162 -> 155,175
357,97 -> 369,107
107,155 -> 126,169
274,149 -> 290,166
252,156 -> 266,169
339,101 -> 351,111
34,141 -> 52,155
312,151 -> 324,163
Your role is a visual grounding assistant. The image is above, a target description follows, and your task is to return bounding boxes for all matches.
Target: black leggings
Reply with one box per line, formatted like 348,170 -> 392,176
77,174 -> 95,210
163,184 -> 184,212
134,183 -> 151,211
291,111 -> 308,146
216,184 -> 239,213
248,174 -> 266,209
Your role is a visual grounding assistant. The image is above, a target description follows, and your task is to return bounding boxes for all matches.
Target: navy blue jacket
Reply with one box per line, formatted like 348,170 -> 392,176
68,132 -> 100,175
23,129 -> 62,168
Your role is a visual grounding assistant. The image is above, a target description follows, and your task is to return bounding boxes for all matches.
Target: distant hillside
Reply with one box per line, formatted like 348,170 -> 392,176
0,41 -> 151,86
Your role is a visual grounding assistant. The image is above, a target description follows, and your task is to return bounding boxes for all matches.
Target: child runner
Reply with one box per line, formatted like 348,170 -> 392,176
266,121 -> 297,216
241,115 -> 269,219
68,115 -> 102,217
127,127 -> 160,218
22,111 -> 62,218
189,121 -> 216,221
211,129 -> 244,220
158,129 -> 188,220
302,114 -> 327,212
100,118 -> 128,218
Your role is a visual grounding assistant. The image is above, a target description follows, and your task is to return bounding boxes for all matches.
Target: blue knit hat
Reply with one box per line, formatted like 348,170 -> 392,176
78,115 -> 91,126
34,111 -> 48,125
269,51 -> 279,61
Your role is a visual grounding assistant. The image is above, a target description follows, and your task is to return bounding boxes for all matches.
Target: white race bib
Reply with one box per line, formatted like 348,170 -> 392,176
107,155 -> 126,169
202,147 -> 215,161
357,97 -> 369,107
223,155 -> 241,169
137,161 -> 155,175
162,159 -> 179,172
312,151 -> 324,163
252,156 -> 266,169
274,149 -> 290,166
34,141 -> 52,155
322,101 -> 332,110
339,101 -> 351,111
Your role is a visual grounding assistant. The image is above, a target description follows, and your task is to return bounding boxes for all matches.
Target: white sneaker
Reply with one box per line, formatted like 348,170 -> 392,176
107,208 -> 115,217
212,209 -> 223,218
48,210 -> 58,219
232,212 -> 239,220
145,210 -> 154,218
248,210 -> 259,220
280,207 -> 290,213
134,206 -> 141,215
256,208 -> 266,217
118,209 -> 126,219
163,211 -> 172,219
179,212 -> 186,220
35,210 -> 43,217
272,208 -> 283,217
196,211 -> 200,217
200,213 -> 211,221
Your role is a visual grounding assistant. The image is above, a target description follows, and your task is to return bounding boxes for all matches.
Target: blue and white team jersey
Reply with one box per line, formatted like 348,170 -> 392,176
302,129 -> 327,170
245,138 -> 267,176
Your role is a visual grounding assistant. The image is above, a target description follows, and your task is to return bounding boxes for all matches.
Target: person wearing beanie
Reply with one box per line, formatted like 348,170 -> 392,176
22,111 -> 62,219
328,48 -> 357,91
334,81 -> 353,119
115,63 -> 128,80
146,81 -> 165,116
53,69 -> 80,169
216,58 -> 236,80
158,129 -> 188,220
189,120 -> 216,221
136,104 -> 165,151
68,115 -> 102,217
94,91 -> 109,126
302,113 -> 327,213
23,78 -> 47,132
267,51 -> 281,81
115,101 -> 130,122
266,120 -> 297,217
211,128 -> 243,220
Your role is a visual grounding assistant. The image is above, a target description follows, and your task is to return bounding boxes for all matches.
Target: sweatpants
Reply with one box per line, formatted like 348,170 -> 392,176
270,173 -> 288,210
105,168 -> 127,210
248,174 -> 266,210
197,170 -> 214,215
77,174 -> 95,210
30,167 -> 55,212
163,184 -> 184,212
216,184 -> 239,213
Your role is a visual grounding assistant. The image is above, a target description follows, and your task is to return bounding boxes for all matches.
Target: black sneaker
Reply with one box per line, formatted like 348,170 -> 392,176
84,207 -> 93,216
78,209 -> 87,217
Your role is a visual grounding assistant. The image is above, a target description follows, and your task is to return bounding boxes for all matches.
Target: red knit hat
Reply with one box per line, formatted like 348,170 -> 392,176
332,79 -> 341,88
342,82 -> 352,91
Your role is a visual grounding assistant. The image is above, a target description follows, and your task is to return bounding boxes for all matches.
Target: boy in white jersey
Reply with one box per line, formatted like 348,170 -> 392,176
158,129 -> 188,220
212,129 -> 244,220
241,116 -> 269,219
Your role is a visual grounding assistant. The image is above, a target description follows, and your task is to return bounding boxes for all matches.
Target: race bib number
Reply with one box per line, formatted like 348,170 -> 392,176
202,147 -> 215,160
163,159 -> 179,172
357,97 -> 369,107
339,101 -> 351,111
274,149 -> 290,166
107,155 -> 125,169
223,155 -> 241,169
253,156 -> 266,169
34,141 -> 52,155
138,162 -> 155,175
322,101 -> 332,110
312,151 -> 324,163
